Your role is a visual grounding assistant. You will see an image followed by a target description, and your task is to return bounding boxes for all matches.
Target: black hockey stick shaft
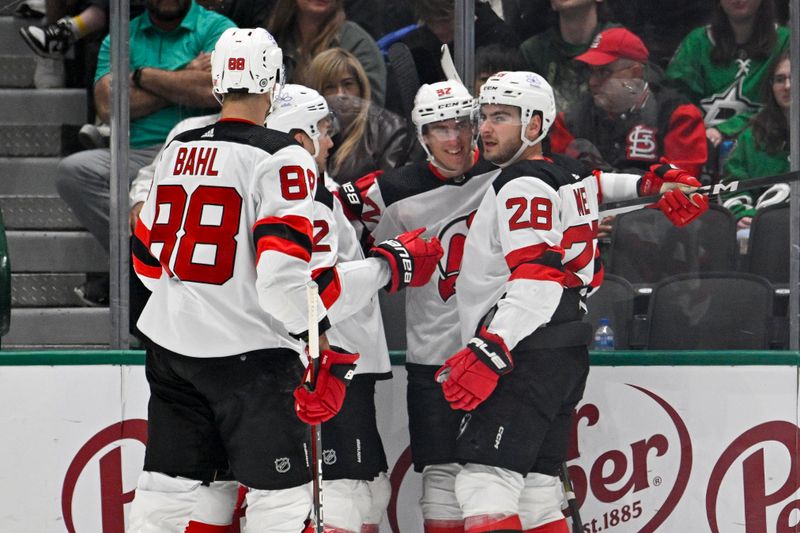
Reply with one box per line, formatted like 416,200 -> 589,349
306,282 -> 324,533
560,462 -> 583,532
601,169 -> 800,211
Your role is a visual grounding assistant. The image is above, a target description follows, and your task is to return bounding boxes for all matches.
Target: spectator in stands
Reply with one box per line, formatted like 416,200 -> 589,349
20,2 -> 107,60
266,0 -> 387,105
17,0 -> 131,89
400,0 -> 519,85
550,27 -> 707,177
306,48 -> 412,184
491,0 -> 553,41
549,27 -> 707,244
519,0 -> 617,114
607,0 -> 712,69
474,43 -> 525,92
665,0 -> 789,147
55,0 -> 234,305
721,50 -> 790,232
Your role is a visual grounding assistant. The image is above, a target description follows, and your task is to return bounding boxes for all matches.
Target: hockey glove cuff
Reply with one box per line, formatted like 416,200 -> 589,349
650,189 -> 709,227
639,159 -> 701,196
294,346 -> 359,425
369,227 -> 444,293
434,327 -> 513,411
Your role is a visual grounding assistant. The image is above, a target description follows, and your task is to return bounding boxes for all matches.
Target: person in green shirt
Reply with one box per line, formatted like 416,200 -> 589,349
666,0 -> 789,147
722,50 -> 790,232
55,0 -> 235,305
519,0 -> 617,115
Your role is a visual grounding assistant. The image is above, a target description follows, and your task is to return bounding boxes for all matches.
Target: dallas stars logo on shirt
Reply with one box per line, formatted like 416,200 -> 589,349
700,76 -> 760,127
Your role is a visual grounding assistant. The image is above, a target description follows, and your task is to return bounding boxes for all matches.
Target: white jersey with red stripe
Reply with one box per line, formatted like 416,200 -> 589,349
133,119 -> 327,358
339,154 -> 501,366
309,177 -> 391,376
457,154 -> 639,349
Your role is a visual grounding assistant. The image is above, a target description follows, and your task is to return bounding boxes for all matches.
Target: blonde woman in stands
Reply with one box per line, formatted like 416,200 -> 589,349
307,48 -> 412,184
266,0 -> 387,105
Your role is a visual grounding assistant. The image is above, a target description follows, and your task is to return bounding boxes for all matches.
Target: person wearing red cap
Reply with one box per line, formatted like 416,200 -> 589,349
549,26 -> 707,178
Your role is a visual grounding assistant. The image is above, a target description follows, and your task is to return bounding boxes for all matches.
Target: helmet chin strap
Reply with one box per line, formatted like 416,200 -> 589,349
421,136 -> 476,175
311,136 -> 320,158
495,118 -> 546,168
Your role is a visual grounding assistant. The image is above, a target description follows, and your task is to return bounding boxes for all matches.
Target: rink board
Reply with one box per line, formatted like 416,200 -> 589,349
0,351 -> 798,533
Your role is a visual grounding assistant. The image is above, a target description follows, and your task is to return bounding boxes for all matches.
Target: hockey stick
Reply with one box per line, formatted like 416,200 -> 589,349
306,281 -> 324,533
440,44 -> 463,84
600,169 -> 800,213
559,462 -> 583,532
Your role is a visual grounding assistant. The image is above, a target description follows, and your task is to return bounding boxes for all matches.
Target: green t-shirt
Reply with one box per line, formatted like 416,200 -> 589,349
721,126 -> 789,218
94,1 -> 235,148
519,21 -> 618,115
665,25 -> 789,137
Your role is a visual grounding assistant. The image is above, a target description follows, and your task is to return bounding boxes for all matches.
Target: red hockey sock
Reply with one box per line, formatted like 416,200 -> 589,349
361,525 -> 381,533
184,521 -> 230,532
424,519 -> 465,533
523,518 -> 569,533
465,514 -> 522,532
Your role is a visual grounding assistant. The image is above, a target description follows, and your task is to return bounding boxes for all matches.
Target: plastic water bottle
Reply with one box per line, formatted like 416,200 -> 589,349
593,318 -> 615,351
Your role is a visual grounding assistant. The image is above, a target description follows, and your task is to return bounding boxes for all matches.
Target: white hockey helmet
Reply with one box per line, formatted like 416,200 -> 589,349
211,28 -> 284,105
479,71 -> 556,166
412,80 -> 477,166
265,84 -> 333,157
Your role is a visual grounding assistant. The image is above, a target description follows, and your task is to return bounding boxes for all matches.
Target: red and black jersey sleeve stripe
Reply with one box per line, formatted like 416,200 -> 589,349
312,266 -> 342,309
131,221 -> 162,279
252,215 -> 313,263
505,243 -> 566,284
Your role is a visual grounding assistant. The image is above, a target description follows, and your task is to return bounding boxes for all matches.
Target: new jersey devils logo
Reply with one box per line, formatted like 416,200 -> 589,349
437,211 -> 475,301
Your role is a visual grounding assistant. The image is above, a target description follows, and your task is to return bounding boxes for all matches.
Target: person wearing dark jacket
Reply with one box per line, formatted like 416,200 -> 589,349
400,0 -> 519,85
550,27 -> 707,177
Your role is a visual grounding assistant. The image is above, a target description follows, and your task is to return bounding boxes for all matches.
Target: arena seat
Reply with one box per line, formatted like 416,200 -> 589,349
586,273 -> 636,349
746,204 -> 789,287
607,203 -> 737,287
645,272 -> 776,350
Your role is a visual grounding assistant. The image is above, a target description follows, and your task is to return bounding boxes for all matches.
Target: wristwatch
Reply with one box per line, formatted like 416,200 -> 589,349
132,67 -> 145,89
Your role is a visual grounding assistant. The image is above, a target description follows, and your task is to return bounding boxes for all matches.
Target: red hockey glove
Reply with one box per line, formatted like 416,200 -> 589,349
638,159 -> 701,196
434,327 -> 513,411
651,189 -> 709,227
294,347 -> 359,425
370,227 -> 444,293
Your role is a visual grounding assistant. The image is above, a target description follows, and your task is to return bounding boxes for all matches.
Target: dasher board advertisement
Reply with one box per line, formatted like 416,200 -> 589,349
0,354 -> 797,532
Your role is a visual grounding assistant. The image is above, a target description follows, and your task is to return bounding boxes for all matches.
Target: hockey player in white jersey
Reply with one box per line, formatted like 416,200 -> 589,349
265,84 -> 443,533
338,79 -> 502,533
434,71 -> 709,533
128,28 -> 362,533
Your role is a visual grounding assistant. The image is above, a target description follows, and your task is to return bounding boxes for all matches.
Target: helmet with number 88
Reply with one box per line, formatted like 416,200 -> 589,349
478,71 -> 555,156
211,28 -> 284,104
411,80 -> 477,164
265,84 -> 334,158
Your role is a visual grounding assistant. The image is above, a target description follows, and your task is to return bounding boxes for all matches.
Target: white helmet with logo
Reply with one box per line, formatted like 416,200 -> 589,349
265,84 -> 332,157
411,80 -> 476,166
211,28 -> 284,105
479,71 -> 556,166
